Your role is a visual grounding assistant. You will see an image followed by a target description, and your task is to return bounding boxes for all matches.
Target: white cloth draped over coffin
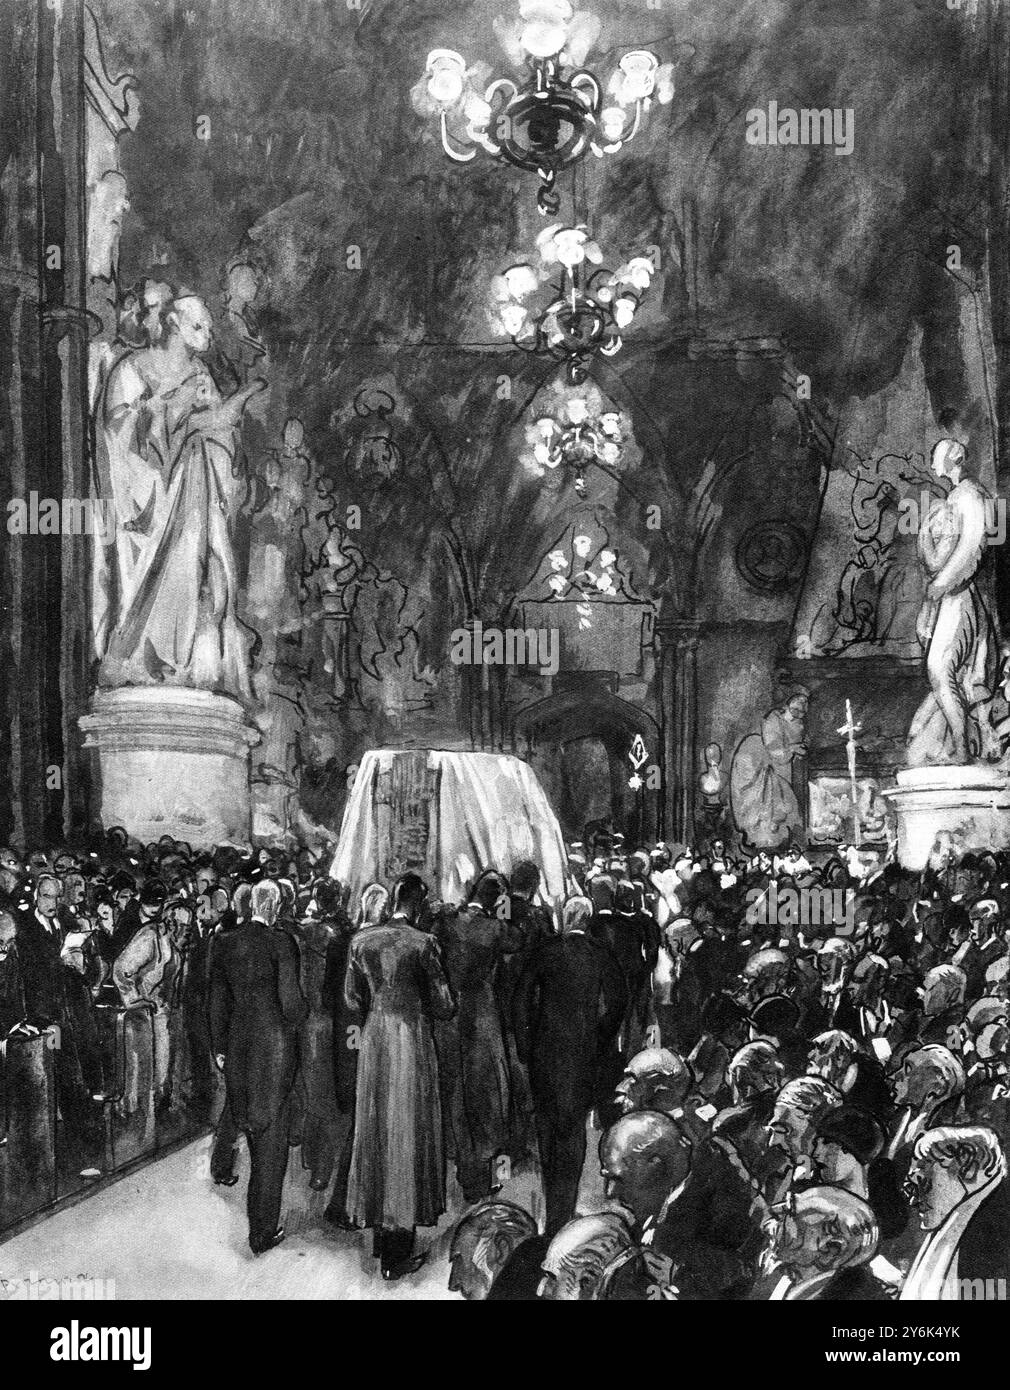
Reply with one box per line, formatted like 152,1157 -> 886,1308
329,749 -> 573,910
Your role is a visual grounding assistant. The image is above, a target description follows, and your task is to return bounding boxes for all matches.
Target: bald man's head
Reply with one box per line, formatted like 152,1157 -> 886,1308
614,1047 -> 693,1118
599,1111 -> 693,1226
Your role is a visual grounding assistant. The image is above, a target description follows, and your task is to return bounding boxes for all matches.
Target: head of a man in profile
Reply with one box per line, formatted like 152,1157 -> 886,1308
904,1126 -> 1005,1232
537,1212 -> 633,1301
448,1202 -> 537,1301
599,1111 -> 692,1228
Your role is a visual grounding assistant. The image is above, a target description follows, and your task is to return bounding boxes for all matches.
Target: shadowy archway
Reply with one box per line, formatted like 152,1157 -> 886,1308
513,688 -> 661,847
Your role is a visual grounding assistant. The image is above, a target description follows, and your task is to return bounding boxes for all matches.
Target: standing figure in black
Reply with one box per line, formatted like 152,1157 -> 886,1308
209,879 -> 307,1254
512,893 -> 626,1236
16,874 -> 103,1176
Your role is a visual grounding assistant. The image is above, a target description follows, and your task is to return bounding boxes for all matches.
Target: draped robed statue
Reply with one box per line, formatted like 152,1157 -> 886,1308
906,439 -> 1008,768
91,291 -> 265,702
730,687 -> 809,850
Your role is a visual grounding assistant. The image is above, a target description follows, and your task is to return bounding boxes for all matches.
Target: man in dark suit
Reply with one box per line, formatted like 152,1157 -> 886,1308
99,878 -> 168,967
15,874 -> 104,1176
181,886 -> 229,1118
434,871 -> 521,1203
0,911 -> 27,1035
496,861 -> 552,1161
955,900 -> 1007,1001
599,1110 -> 765,1300
448,1200 -> 541,1300
714,1039 -> 788,1199
806,1028 -> 894,1131
17,874 -> 69,1022
611,877 -> 662,1061
209,878 -> 307,1254
901,1125 -> 1010,1299
763,1184 -> 890,1300
513,893 -> 626,1236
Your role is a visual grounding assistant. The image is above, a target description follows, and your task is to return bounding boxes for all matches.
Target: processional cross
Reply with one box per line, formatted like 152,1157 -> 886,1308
836,699 -> 863,848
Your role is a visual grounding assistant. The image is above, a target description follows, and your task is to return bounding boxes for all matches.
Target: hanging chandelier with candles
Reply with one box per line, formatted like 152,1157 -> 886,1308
410,1 -> 675,214
519,383 -> 629,498
489,223 -> 655,382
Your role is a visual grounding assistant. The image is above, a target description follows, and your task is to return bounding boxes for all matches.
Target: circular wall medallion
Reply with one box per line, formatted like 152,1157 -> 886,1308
735,520 -> 807,593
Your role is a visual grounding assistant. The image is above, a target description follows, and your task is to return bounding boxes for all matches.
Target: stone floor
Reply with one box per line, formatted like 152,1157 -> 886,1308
0,1121 -> 608,1300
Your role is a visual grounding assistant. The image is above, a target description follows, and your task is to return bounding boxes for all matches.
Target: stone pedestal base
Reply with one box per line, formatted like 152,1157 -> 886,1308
80,688 -> 259,848
884,765 -> 1010,870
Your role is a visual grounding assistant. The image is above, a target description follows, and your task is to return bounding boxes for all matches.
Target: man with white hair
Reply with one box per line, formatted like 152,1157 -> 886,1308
209,879 -> 307,1254
763,1185 -> 887,1300
956,899 -> 1007,1000
901,1125 -> 1010,1299
513,893 -> 626,1235
765,1075 -> 842,1192
886,1044 -> 966,1180
537,1211 -> 635,1301
448,1201 -> 542,1301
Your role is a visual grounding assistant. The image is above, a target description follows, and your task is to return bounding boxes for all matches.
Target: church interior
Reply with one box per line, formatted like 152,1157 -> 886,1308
3,0 -> 1010,1306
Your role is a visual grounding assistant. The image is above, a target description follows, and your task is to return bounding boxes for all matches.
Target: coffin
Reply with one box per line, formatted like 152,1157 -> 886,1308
329,749 -> 572,910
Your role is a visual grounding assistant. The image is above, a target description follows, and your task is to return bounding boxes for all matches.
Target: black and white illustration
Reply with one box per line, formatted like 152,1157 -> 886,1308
1,0 -> 1009,1315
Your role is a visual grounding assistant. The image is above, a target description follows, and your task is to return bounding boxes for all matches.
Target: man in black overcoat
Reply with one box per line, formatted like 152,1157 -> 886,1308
209,878 -> 307,1254
512,893 -> 626,1236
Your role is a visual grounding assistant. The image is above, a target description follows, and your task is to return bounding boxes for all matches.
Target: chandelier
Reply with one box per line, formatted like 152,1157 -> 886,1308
520,385 -> 628,497
546,532 -> 621,630
411,1 -> 675,214
491,224 -> 655,382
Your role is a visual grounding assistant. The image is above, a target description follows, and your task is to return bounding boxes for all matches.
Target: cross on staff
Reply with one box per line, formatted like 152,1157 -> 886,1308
837,699 -> 863,848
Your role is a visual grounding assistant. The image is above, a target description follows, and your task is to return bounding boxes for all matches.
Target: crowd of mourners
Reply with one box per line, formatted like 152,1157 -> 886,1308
2,827 -> 1010,1299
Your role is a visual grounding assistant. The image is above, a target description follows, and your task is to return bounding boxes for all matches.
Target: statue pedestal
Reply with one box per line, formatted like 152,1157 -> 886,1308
885,765 -> 1010,869
80,688 -> 259,848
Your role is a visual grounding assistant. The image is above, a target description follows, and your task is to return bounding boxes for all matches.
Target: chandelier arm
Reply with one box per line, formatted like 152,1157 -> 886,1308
485,76 -> 520,103
622,100 -> 644,144
568,70 -> 602,114
440,112 -> 478,163
472,129 -> 503,155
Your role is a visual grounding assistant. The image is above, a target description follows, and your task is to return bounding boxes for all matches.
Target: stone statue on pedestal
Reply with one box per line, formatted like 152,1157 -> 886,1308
906,439 -> 1007,768
730,687 -> 809,850
92,291 -> 265,702
886,440 -> 1010,869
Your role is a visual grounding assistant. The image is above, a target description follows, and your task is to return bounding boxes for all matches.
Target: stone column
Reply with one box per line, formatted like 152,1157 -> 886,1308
0,0 -> 91,845
656,615 -> 701,845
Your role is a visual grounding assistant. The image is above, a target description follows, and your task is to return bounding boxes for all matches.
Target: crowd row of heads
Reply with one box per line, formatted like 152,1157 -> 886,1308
0,831 -> 333,927
452,1102 -> 1006,1299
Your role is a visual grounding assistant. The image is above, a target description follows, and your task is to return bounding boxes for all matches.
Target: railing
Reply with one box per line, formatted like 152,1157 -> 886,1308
0,1003 -> 215,1237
